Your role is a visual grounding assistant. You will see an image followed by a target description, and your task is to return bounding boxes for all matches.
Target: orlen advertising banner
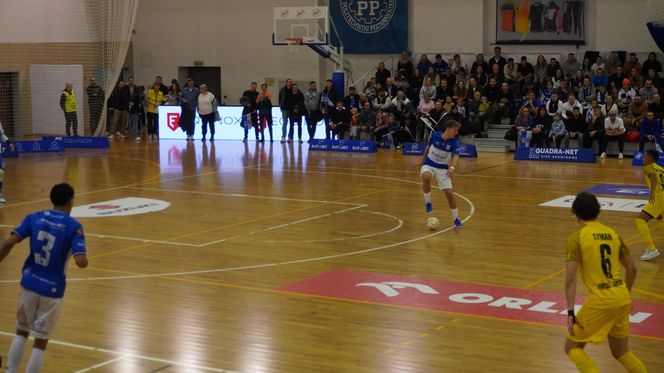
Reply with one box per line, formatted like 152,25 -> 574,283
158,106 -> 324,140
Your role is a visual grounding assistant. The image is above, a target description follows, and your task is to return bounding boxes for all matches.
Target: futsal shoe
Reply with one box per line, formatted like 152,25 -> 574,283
640,249 -> 660,261
0,194 -> 6,203
425,203 -> 433,213
618,153 -> 624,160
454,218 -> 464,229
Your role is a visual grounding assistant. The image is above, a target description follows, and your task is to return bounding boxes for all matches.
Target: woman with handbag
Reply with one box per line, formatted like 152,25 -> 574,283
197,84 -> 217,141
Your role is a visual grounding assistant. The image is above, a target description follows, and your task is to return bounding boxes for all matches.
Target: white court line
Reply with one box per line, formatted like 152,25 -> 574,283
264,205 -> 366,231
72,355 -> 128,372
0,331 -> 237,373
265,211 -> 404,243
126,186 -> 363,206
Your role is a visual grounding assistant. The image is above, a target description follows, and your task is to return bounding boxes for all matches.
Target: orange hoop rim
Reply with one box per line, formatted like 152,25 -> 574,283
284,37 -> 304,45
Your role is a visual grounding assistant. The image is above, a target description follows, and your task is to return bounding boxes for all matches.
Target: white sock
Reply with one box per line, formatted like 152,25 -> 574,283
423,192 -> 431,204
6,335 -> 27,373
451,208 -> 459,220
25,348 -> 45,373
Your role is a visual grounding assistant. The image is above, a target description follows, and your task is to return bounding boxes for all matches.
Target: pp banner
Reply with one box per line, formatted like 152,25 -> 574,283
632,151 -> 664,167
309,139 -> 377,153
13,139 -> 64,153
514,147 -> 596,163
330,0 -> 408,53
42,136 -> 109,149
402,142 -> 478,158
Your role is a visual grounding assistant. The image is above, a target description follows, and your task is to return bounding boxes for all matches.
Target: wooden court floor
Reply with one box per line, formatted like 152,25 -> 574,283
0,140 -> 662,372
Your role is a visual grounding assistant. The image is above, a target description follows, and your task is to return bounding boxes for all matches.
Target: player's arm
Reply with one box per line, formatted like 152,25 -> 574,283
448,154 -> 460,177
618,238 -> 636,292
0,232 -> 21,263
73,253 -> 88,268
649,172 -> 658,203
419,145 -> 430,168
564,233 -> 581,335
71,226 -> 88,269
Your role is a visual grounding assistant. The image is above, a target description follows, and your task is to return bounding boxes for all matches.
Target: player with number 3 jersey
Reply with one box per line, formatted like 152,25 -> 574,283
0,183 -> 88,373
564,192 -> 646,373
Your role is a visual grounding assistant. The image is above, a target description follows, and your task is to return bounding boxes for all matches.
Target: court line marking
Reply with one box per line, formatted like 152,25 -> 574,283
265,211 -> 404,243
72,355 -> 128,373
522,267 -> 566,289
0,331 -> 236,373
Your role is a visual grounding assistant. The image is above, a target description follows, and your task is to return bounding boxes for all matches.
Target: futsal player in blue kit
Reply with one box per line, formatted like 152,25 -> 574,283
0,120 -> 16,203
0,183 -> 88,373
419,120 -> 463,229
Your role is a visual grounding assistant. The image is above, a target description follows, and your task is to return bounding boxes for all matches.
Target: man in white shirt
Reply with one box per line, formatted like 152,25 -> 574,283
600,109 -> 626,159
561,93 -> 584,120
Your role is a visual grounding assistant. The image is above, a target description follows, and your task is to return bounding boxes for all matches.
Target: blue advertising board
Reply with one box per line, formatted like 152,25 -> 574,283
402,142 -> 478,158
13,139 -> 64,153
514,147 -> 596,163
309,139 -> 377,153
632,151 -> 664,167
586,184 -> 649,197
42,136 -> 109,149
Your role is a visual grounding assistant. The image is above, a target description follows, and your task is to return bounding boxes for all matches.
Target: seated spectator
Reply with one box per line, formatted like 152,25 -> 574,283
629,94 -> 648,124
504,58 -> 518,84
359,102 -> 376,140
473,65 -> 489,87
584,100 -> 605,151
514,107 -> 533,147
384,77 -> 398,98
426,66 -> 441,87
483,77 -> 500,104
534,55 -> 548,85
591,68 -> 609,89
646,68 -> 663,90
580,57 -> 592,77
623,53 -> 641,77
471,53 -> 489,75
441,67 -> 457,87
348,107 -> 361,140
419,76 -> 437,101
610,66 -> 627,89
390,112 -> 415,148
546,57 -> 561,78
375,62 -> 391,88
344,86 -> 361,112
617,80 -> 637,114
521,90 -> 541,115
590,56 -> 605,76
455,67 -> 467,85
418,93 -> 435,116
546,92 -> 563,117
489,82 -> 515,123
539,80 -> 554,105
391,90 -> 413,117
374,111 -> 390,144
488,46 -> 507,71
642,52 -> 663,76
601,95 -> 619,116
563,53 -> 581,79
517,56 -> 534,83
436,79 -> 454,102
531,106 -> 551,147
639,110 -> 662,152
596,85 -> 608,107
417,54 -> 433,76
629,67 -> 644,89
442,95 -> 454,113
571,70 -> 585,95
397,51 -> 414,81
564,106 -> 586,148
578,77 -> 596,107
561,93 -> 584,120
640,79 -> 658,104
402,108 -> 418,138
433,53 -> 449,76
650,92 -> 664,119
606,52 -> 621,75
549,113 -> 567,148
455,80 -> 468,101
488,63 -> 505,86
600,109 -> 626,159
329,100 -> 349,140
375,89 -> 392,111
556,79 -> 571,102
450,54 -> 465,74
364,79 -> 377,101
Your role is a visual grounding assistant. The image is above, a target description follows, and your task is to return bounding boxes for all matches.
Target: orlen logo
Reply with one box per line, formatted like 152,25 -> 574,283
167,113 -> 180,131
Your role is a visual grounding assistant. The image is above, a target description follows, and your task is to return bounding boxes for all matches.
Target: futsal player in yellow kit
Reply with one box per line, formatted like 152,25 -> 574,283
565,192 -> 646,373
635,149 -> 663,261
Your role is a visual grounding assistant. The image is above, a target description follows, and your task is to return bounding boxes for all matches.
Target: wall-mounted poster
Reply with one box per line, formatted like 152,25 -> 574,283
496,0 -> 585,44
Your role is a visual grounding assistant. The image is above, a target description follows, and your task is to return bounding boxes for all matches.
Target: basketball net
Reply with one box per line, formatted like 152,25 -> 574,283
285,37 -> 303,53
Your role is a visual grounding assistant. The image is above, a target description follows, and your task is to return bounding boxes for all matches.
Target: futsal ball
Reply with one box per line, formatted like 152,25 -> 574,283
426,217 -> 440,231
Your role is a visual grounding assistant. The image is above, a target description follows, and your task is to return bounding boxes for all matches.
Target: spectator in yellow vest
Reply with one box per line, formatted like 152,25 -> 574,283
59,82 -> 78,136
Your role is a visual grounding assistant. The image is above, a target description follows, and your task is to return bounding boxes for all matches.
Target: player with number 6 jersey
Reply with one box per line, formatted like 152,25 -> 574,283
564,192 -> 646,373
0,183 -> 88,373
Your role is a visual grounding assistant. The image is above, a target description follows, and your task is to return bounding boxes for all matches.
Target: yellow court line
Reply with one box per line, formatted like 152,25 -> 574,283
522,267 -> 566,289
78,265 -> 664,343
88,188 -> 389,260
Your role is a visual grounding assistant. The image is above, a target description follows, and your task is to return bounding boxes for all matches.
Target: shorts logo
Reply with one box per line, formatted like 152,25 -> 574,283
340,0 -> 397,34
167,113 -> 180,131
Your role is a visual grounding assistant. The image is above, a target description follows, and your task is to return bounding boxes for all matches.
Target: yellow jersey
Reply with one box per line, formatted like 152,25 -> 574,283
644,162 -> 664,195
566,221 -> 631,309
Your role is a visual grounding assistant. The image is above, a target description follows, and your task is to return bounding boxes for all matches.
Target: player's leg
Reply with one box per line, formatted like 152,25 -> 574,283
608,337 -> 647,373
636,206 -> 661,260
564,340 -> 598,373
421,168 -> 434,213
438,170 -> 462,228
24,338 -> 48,373
5,329 -> 30,373
24,294 -> 62,373
0,165 -> 6,203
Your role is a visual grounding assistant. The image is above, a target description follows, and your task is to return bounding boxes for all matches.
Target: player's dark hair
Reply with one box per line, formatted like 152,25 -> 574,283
50,183 -> 75,207
646,149 -> 660,161
572,192 -> 600,221
446,120 -> 461,129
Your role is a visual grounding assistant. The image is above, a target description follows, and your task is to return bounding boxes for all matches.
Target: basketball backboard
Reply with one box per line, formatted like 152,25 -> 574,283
273,6 -> 329,46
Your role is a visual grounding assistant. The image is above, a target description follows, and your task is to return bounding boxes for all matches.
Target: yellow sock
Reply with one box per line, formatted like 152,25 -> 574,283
635,219 -> 656,250
567,348 -> 599,373
618,352 -> 647,373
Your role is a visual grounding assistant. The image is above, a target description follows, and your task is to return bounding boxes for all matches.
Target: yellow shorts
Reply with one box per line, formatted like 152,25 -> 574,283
642,196 -> 664,218
567,303 -> 631,344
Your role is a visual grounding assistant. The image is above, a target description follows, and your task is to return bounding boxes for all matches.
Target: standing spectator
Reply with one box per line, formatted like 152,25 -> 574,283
344,86 -> 361,112
304,81 -> 321,142
417,54 -> 433,76
470,53 -> 489,75
419,77 -> 436,101
584,100 -> 605,151
128,86 -> 145,141
257,83 -> 274,142
375,62 -> 391,88
108,80 -> 130,139
329,100 -> 349,140
488,46 -> 507,71
197,84 -> 217,142
639,110 -> 662,152
321,79 -> 338,139
241,82 -> 260,142
278,79 -> 294,143
181,78 -> 199,141
397,52 -> 413,81
433,54 -> 449,76
155,76 -> 169,97
640,79 -> 658,104
564,106 -> 586,148
163,82 -> 182,106
126,76 -> 136,96
623,53 -> 642,76
600,109 -> 626,159
531,106 -> 551,147
59,82 -> 78,136
85,77 -> 104,134
549,113 -> 566,148
288,83 -> 305,144
145,82 -> 164,140
562,53 -> 581,79
641,52 -> 662,76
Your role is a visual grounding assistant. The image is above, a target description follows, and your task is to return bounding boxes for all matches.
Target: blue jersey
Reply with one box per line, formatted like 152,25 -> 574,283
12,210 -> 86,298
424,132 -> 460,169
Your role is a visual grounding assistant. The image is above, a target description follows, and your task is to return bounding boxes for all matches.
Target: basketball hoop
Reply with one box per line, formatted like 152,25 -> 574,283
285,37 -> 303,53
